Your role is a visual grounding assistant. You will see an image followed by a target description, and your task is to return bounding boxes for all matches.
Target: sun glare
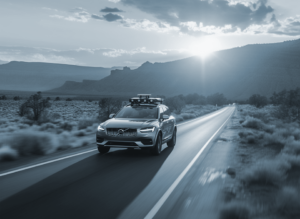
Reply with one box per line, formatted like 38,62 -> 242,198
190,38 -> 220,58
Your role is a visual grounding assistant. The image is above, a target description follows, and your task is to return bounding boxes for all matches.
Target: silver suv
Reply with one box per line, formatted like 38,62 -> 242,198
96,95 -> 177,155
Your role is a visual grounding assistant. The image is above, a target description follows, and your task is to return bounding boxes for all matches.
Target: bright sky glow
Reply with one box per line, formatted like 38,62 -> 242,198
0,0 -> 299,67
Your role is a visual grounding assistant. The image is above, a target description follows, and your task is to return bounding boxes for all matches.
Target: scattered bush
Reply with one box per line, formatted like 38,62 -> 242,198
241,160 -> 288,187
0,145 -> 19,161
78,117 -> 95,130
18,102 -> 30,117
248,94 -> 268,108
219,202 -> 250,219
207,93 -> 227,106
98,98 -> 122,121
165,96 -> 186,113
0,95 -> 7,100
55,97 -> 60,101
13,96 -> 21,101
60,122 -> 74,131
66,98 -> 72,101
276,187 -> 300,218
6,131 -> 58,155
19,92 -> 51,121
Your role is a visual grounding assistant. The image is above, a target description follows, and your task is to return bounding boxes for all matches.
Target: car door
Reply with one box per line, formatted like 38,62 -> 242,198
164,107 -> 174,137
159,106 -> 168,140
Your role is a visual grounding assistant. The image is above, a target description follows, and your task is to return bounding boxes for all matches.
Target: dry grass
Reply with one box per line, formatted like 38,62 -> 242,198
219,202 -> 250,219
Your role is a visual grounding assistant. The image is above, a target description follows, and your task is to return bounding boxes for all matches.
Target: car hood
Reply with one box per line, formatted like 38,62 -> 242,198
103,119 -> 158,129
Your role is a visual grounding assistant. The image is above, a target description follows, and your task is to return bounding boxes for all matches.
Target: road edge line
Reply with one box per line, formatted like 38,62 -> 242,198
0,149 -> 97,177
144,108 -> 234,219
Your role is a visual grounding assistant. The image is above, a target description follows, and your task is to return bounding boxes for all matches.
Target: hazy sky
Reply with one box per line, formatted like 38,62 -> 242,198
0,0 -> 299,67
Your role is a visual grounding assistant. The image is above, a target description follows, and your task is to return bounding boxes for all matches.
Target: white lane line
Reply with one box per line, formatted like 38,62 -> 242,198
0,149 -> 97,177
0,107 -> 232,178
177,107 -> 228,127
144,108 -> 234,219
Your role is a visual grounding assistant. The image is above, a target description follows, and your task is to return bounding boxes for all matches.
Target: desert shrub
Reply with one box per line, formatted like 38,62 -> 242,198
184,93 -> 207,105
74,130 -> 86,137
262,132 -> 288,149
165,96 -> 186,113
98,98 -> 122,121
39,122 -> 57,131
78,117 -> 95,130
242,117 -> 265,130
241,160 -> 288,187
0,95 -> 7,100
206,93 -> 227,106
283,139 -> 300,155
21,92 -> 51,121
271,88 -> 300,122
66,98 -> 72,101
248,94 -> 268,108
0,145 -> 19,161
18,102 -> 30,117
59,122 -> 74,131
275,187 -> 300,218
6,131 -> 58,155
55,97 -> 60,101
219,202 -> 250,219
13,96 -> 21,101
238,130 -> 263,144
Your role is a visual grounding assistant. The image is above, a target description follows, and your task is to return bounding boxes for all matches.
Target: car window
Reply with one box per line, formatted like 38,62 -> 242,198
159,106 -> 165,119
164,107 -> 171,116
115,106 -> 158,119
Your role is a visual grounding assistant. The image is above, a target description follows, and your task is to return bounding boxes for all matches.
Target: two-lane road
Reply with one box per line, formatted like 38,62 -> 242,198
0,106 -> 235,219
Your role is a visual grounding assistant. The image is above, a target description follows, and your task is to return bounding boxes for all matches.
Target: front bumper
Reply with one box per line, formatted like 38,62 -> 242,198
96,130 -> 157,148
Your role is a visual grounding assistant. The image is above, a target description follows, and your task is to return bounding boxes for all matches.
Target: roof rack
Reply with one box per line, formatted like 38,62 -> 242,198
129,94 -> 163,106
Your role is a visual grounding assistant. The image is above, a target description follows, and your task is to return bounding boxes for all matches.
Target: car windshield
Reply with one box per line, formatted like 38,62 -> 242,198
115,106 -> 158,119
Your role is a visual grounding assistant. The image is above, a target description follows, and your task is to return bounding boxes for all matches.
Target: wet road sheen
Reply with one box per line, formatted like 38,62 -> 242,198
0,107 -> 235,219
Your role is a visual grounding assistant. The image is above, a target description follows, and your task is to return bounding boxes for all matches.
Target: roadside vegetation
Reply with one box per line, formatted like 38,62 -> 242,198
220,87 -> 300,219
0,92 -> 227,162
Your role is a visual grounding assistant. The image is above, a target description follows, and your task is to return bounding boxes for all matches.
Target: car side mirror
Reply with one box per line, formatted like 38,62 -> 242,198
162,114 -> 169,120
109,113 -> 115,119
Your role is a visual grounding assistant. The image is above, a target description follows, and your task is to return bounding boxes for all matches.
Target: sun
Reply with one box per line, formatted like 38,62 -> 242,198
189,37 -> 220,58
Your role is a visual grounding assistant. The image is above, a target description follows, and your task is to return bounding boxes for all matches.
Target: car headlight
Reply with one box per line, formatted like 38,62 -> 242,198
140,127 -> 155,133
97,125 -> 105,131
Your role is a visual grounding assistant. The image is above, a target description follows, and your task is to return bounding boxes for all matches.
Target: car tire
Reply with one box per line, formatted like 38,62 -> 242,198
98,146 -> 110,154
151,133 -> 162,155
167,129 -> 176,147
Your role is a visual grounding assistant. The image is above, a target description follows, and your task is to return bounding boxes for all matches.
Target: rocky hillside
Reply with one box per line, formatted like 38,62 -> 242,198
0,61 -> 113,91
54,39 -> 300,99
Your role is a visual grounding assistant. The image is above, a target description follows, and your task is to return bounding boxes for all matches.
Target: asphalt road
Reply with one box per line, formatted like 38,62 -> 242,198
0,106 -> 235,219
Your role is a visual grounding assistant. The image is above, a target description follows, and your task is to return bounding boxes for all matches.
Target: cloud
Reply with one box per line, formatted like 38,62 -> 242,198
102,13 -> 123,22
109,0 -> 121,3
120,0 -> 274,31
120,19 -> 180,32
50,7 -> 91,23
100,7 -> 124,13
102,47 -> 167,57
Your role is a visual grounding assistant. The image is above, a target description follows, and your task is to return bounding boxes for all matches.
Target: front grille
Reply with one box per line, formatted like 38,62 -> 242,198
106,128 -> 137,137
105,141 -> 138,146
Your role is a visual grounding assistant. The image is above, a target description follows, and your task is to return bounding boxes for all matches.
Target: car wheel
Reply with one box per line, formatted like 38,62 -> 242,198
98,146 -> 110,154
151,133 -> 162,155
167,129 -> 176,147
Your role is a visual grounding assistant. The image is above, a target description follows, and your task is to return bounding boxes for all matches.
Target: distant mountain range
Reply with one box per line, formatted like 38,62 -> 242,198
0,62 -> 117,91
0,60 -> 8,65
52,39 -> 300,100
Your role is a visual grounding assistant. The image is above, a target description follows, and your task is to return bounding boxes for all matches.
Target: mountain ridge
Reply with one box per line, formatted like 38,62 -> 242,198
52,39 -> 300,100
